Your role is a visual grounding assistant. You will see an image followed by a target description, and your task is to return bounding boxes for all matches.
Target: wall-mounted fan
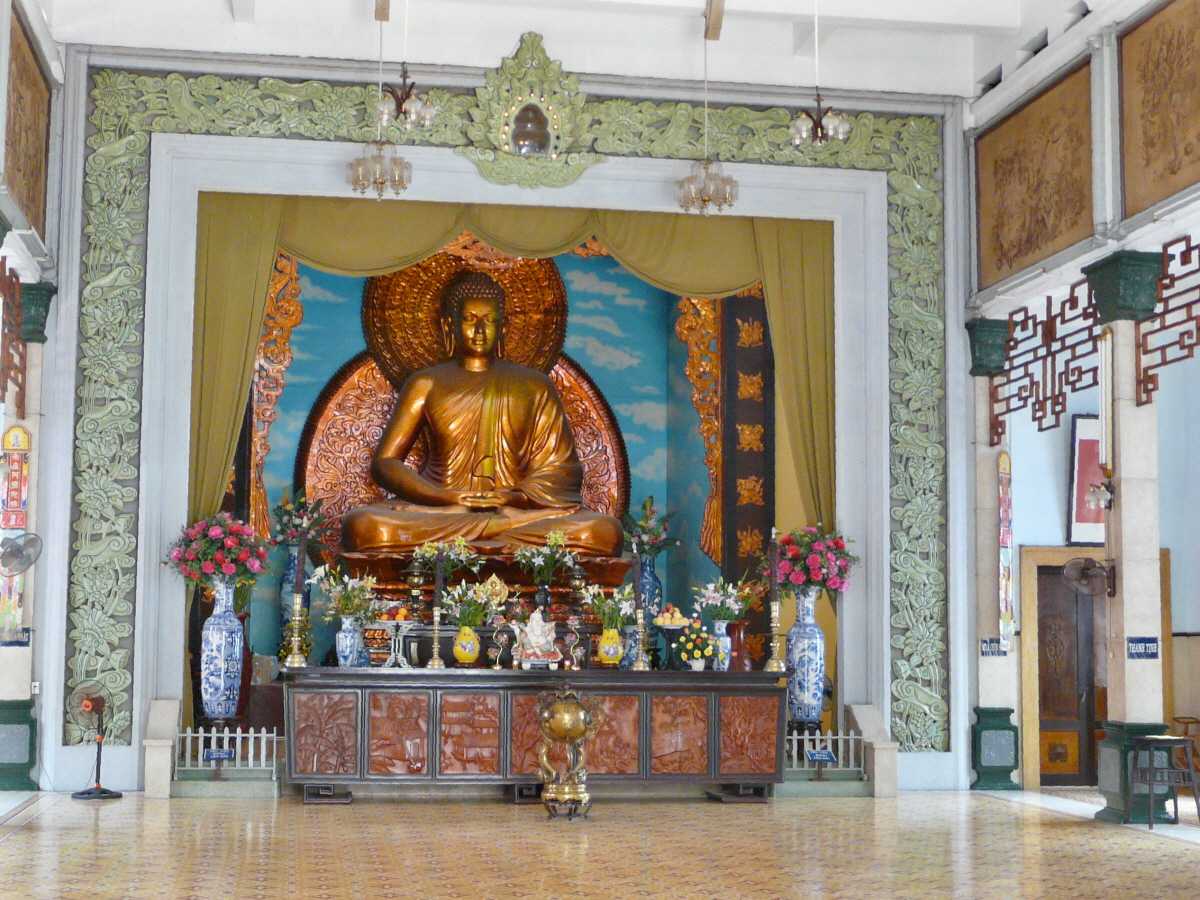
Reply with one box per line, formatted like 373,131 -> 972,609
67,682 -> 122,801
1062,557 -> 1115,598
0,531 -> 42,576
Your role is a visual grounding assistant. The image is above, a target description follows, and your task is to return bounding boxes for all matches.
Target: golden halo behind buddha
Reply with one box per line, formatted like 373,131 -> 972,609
362,241 -> 568,387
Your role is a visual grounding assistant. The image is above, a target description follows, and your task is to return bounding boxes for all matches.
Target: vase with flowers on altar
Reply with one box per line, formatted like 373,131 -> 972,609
165,513 -> 269,723
270,493 -> 328,631
692,579 -> 752,672
513,530 -> 577,611
581,583 -> 636,666
442,575 -> 510,666
623,497 -> 679,619
771,527 -> 857,729
309,564 -> 377,667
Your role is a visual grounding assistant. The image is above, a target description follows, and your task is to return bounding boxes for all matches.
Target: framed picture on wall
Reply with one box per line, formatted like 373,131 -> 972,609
1068,414 -> 1104,546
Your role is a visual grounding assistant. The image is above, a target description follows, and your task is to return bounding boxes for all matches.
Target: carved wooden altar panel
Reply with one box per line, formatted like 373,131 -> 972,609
717,695 -> 779,776
292,691 -> 359,776
649,694 -> 709,776
438,691 -> 501,775
509,692 -> 639,776
367,690 -> 430,776
976,64 -> 1092,288
1121,0 -> 1200,217
5,11 -> 50,236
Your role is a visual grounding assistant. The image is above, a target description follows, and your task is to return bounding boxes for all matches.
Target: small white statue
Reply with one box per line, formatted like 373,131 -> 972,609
510,609 -> 562,670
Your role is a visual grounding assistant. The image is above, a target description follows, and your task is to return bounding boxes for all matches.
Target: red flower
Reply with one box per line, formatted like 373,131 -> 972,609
214,550 -> 226,565
237,549 -> 250,562
833,537 -> 846,551
224,536 -> 238,549
813,541 -> 826,552
779,534 -> 794,547
806,553 -> 821,567
220,562 -> 237,576
788,570 -> 804,585
787,545 -> 802,560
200,561 -> 216,575
257,547 -> 268,560
778,560 -> 793,577
184,549 -> 197,561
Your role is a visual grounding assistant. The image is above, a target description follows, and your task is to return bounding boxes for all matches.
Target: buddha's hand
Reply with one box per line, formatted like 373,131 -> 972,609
457,488 -> 528,510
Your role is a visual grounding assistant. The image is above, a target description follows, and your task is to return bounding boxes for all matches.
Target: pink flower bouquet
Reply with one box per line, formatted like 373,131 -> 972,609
165,512 -> 270,589
770,526 -> 857,594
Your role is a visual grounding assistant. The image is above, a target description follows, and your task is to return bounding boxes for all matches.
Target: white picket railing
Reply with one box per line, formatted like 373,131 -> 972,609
176,726 -> 281,780
784,728 -> 865,778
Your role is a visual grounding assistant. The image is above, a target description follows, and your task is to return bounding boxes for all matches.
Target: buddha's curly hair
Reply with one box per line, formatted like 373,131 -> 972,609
441,270 -> 506,322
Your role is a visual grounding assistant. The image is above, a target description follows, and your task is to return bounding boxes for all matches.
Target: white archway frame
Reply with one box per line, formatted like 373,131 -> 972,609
44,133 -> 896,789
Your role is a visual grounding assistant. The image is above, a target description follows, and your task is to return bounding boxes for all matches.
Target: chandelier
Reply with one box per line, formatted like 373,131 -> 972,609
348,1 -> 436,198
790,0 -> 852,146
677,10 -> 738,214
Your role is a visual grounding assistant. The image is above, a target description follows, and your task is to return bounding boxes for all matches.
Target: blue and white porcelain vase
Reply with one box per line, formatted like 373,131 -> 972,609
619,625 -> 640,669
200,578 -> 244,722
712,619 -> 732,672
637,554 -> 663,618
786,585 -> 826,727
278,542 -> 310,628
335,615 -> 364,668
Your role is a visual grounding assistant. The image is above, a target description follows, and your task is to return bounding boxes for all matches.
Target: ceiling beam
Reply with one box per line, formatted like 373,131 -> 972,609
704,0 -> 724,40
230,0 -> 254,24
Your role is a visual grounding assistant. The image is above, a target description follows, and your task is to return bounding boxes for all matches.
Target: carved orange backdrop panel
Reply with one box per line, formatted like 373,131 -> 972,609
1121,0 -> 1200,217
438,692 -> 501,775
976,64 -> 1093,288
718,695 -> 779,775
510,692 -> 640,776
367,691 -> 430,776
5,12 -> 49,236
649,695 -> 708,775
292,691 -> 359,776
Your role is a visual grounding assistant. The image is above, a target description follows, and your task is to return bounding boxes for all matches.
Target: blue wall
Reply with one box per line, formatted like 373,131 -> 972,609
1009,353 -> 1200,633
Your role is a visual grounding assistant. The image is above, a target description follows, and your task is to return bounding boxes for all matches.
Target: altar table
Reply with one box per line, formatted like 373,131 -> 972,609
282,668 -> 786,797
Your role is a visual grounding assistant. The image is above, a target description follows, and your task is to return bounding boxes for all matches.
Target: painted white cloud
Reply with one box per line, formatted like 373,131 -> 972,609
565,335 -> 642,370
574,299 -> 605,310
263,471 -> 293,494
267,409 -> 310,454
624,432 -> 646,444
632,384 -> 661,396
283,373 -> 322,385
570,314 -> 625,338
630,447 -> 668,481
564,270 -> 647,311
615,400 -> 668,431
299,274 -> 349,304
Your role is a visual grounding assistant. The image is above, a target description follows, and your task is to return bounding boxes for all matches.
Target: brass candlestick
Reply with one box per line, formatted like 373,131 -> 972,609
427,606 -> 445,669
284,591 -> 307,668
764,596 -> 785,673
631,608 -> 650,671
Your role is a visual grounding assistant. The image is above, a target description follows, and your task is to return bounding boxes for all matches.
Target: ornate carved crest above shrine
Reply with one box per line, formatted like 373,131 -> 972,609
458,32 -> 601,188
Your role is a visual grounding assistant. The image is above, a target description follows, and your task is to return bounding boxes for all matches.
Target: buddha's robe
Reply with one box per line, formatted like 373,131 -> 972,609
342,360 -> 623,556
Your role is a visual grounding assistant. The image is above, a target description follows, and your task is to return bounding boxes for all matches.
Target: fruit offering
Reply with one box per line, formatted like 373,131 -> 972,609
375,605 -> 410,621
653,603 -> 688,627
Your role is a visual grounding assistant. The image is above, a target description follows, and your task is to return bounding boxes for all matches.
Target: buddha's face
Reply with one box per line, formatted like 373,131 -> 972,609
456,295 -> 501,359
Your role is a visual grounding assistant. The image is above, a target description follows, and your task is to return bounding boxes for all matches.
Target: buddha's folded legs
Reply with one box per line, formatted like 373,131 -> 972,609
342,502 -> 623,557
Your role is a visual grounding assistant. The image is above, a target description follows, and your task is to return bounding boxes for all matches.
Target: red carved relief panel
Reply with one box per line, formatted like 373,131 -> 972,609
510,693 -> 640,776
293,691 -> 359,776
439,692 -> 501,775
368,691 -> 430,776
718,695 -> 779,775
650,695 -> 709,775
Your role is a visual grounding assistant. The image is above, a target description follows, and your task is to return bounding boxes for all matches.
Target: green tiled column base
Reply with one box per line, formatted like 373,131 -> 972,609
1095,720 -> 1172,824
0,700 -> 37,790
971,707 -> 1019,790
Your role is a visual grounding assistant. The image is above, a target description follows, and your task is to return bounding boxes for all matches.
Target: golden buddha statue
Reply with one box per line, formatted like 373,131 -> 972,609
342,271 -> 623,557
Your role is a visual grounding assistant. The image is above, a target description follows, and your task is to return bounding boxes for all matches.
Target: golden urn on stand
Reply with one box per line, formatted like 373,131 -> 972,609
536,686 -> 602,820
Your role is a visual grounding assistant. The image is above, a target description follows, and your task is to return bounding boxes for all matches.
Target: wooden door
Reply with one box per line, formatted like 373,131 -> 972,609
1036,566 -> 1095,786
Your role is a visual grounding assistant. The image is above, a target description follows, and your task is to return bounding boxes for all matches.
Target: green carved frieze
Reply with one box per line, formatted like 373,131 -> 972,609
72,34 -> 948,750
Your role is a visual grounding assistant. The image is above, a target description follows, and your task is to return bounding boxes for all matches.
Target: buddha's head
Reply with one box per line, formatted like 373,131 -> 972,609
440,271 -> 506,363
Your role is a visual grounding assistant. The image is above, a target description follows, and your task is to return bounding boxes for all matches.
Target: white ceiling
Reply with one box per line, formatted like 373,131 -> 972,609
33,0 -> 1056,98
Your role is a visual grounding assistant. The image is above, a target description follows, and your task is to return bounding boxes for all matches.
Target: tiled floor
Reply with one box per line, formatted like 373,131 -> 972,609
2,791 -> 1199,898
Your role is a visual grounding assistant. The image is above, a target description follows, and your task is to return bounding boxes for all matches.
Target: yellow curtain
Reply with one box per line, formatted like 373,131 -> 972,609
188,193 -> 834,718
756,219 -> 837,724
184,194 -> 285,726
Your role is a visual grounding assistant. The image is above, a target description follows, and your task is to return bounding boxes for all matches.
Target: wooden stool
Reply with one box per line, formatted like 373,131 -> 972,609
1174,716 -> 1200,773
1128,735 -> 1200,829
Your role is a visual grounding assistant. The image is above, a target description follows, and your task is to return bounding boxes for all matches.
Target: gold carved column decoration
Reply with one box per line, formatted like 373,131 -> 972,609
249,252 -> 303,536
675,297 -> 723,565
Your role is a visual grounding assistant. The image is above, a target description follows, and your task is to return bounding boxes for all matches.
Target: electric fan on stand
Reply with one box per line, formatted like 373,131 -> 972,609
67,682 -> 123,800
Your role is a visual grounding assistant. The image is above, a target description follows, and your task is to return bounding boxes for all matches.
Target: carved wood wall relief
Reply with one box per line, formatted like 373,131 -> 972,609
718,695 -> 779,776
292,691 -> 359,776
1121,0 -> 1200,218
649,694 -> 708,775
975,65 -> 1093,288
5,11 -> 50,236
0,261 -> 25,420
367,690 -> 430,776
438,692 -> 501,775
